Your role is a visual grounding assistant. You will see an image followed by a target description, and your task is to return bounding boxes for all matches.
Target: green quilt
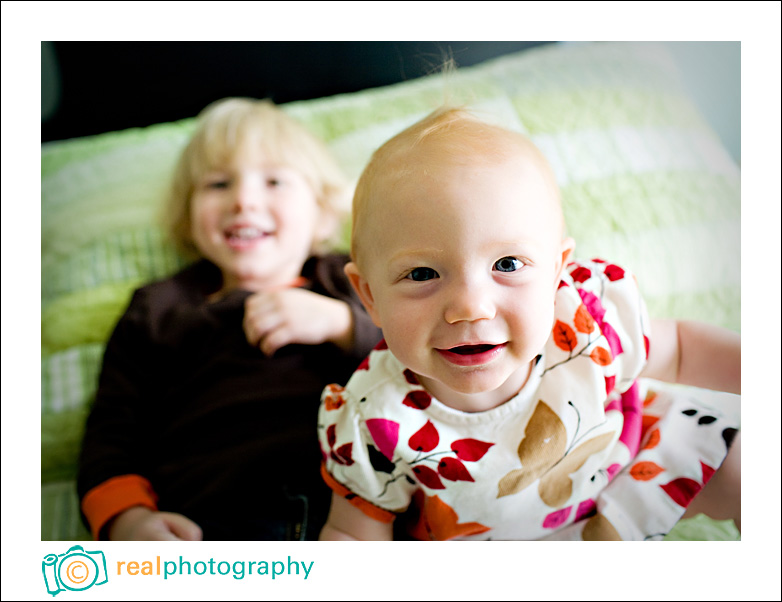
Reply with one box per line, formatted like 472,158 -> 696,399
41,42 -> 740,541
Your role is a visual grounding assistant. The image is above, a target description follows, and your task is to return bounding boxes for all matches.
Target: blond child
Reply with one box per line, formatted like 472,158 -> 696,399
77,98 -> 381,541
317,107 -> 740,540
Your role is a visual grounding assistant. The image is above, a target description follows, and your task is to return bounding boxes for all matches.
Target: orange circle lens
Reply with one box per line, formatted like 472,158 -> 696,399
66,560 -> 90,584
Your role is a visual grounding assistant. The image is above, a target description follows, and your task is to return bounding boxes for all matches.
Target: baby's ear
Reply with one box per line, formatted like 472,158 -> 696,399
344,262 -> 382,327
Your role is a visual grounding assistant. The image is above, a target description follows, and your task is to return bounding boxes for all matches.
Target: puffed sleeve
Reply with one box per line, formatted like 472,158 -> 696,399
318,381 -> 415,523
568,259 -> 650,395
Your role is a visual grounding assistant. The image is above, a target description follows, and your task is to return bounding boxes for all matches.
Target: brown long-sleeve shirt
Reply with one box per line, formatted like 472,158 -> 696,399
77,255 -> 382,540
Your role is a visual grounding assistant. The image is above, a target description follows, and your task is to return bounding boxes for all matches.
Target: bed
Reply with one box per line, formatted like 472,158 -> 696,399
41,41 -> 740,541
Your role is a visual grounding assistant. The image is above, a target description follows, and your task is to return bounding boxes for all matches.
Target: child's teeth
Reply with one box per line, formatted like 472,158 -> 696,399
232,227 -> 261,239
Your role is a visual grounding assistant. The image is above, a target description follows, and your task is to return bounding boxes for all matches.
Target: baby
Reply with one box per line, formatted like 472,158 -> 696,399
317,107 -> 741,540
77,98 -> 381,540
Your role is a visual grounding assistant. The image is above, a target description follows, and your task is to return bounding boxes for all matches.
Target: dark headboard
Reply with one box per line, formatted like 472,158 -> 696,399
41,41 -> 553,143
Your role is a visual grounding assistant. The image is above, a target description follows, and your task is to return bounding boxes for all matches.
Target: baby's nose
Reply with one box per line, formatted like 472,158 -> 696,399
443,282 -> 496,324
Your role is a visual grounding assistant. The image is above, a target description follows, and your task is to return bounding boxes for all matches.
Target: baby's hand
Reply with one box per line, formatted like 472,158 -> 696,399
243,289 -> 353,356
108,507 -> 203,541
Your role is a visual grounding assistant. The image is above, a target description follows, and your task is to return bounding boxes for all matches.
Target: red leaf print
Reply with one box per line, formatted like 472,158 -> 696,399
604,264 -> 625,281
590,346 -> 612,366
403,390 -> 432,410
408,420 -> 440,452
701,461 -> 716,484
629,461 -> 665,481
604,375 -> 616,396
571,266 -> 592,283
330,450 -> 345,465
335,443 -> 354,466
413,465 -> 445,489
403,369 -> 420,385
356,355 -> 370,372
661,478 -> 702,507
574,304 -> 596,334
591,258 -> 607,263
553,320 -> 578,352
542,506 -> 572,529
437,457 -> 474,482
326,424 -> 336,447
373,339 -> 388,351
450,438 -> 494,461
558,279 -> 569,289
643,428 -> 661,450
644,335 -> 650,359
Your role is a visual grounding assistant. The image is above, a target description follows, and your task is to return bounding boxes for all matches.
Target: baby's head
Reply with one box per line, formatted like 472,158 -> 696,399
346,107 -> 574,411
166,98 -> 348,292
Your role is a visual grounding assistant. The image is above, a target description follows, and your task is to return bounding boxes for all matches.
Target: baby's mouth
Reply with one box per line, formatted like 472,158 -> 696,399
437,343 -> 506,366
447,344 -> 499,355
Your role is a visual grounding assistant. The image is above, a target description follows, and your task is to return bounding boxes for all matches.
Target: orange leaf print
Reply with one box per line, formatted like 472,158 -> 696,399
643,390 -> 658,407
641,414 -> 660,440
407,491 -> 490,541
322,384 -> 346,411
553,320 -> 578,352
573,304 -> 596,334
643,428 -> 661,450
589,346 -> 612,366
629,461 -> 664,481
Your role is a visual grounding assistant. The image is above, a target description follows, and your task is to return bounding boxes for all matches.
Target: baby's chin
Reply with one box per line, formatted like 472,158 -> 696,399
418,369 -> 528,412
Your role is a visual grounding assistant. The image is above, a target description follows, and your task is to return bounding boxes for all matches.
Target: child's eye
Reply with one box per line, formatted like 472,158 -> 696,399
205,179 -> 230,189
266,177 -> 283,187
494,257 -> 523,273
406,267 -> 439,281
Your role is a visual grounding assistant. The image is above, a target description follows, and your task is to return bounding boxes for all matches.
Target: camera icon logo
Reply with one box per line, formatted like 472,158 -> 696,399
42,545 -> 108,596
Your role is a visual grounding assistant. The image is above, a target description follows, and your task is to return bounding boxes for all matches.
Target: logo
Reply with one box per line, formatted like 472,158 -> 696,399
42,545 -> 108,596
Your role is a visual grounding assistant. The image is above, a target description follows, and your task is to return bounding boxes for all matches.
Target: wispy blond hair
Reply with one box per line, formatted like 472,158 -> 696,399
350,106 -> 562,266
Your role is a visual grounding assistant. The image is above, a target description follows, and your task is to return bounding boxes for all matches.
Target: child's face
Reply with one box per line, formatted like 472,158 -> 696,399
348,153 -> 573,412
189,157 -> 320,293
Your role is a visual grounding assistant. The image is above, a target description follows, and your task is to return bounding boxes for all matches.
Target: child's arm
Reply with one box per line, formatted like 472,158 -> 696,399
244,289 -> 354,356
107,507 -> 203,541
319,493 -> 394,541
641,319 -> 740,394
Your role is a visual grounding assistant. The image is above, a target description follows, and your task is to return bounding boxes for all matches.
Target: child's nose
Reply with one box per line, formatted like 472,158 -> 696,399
443,280 -> 496,324
232,179 -> 266,212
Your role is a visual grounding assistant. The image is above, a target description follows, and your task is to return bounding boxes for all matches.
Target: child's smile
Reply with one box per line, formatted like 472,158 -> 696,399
190,161 -> 321,293
347,150 -> 574,413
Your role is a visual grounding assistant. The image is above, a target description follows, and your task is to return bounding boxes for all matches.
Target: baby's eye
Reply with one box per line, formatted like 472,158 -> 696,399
494,257 -> 523,273
266,178 -> 282,187
406,267 -> 439,282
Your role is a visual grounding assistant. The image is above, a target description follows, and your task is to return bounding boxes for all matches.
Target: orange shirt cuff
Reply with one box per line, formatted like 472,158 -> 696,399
320,463 -> 395,524
81,474 -> 158,540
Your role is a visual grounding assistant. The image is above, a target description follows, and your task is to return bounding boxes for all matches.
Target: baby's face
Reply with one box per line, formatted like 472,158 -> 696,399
190,155 -> 320,293
349,153 -> 573,412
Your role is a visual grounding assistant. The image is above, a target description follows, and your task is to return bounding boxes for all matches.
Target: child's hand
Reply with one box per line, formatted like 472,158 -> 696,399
243,289 -> 353,356
108,506 -> 203,541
